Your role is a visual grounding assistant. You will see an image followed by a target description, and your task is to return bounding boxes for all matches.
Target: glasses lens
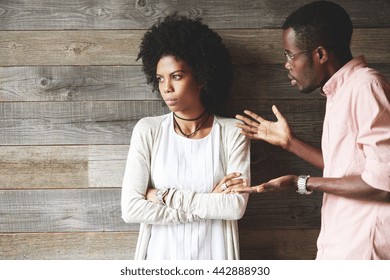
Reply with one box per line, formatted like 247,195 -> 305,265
284,51 -> 293,61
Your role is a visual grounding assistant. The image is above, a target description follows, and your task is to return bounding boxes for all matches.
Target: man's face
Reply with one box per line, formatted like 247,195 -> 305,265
282,28 -> 323,94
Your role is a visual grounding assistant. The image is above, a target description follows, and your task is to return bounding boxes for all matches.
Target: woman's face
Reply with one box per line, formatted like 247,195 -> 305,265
156,55 -> 204,114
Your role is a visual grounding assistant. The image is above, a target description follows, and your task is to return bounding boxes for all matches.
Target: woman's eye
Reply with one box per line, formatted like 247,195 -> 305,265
173,75 -> 181,80
156,76 -> 163,82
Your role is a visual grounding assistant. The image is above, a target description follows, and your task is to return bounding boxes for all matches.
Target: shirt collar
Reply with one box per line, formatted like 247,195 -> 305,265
321,55 -> 367,97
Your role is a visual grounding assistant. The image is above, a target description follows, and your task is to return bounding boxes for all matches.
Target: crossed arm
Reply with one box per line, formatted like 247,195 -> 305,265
121,119 -> 250,225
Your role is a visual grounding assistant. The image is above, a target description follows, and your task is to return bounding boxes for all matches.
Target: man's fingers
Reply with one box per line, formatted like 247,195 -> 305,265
236,114 -> 260,127
237,129 -> 261,140
256,184 -> 266,193
236,123 -> 258,134
243,110 -> 265,123
271,105 -> 285,122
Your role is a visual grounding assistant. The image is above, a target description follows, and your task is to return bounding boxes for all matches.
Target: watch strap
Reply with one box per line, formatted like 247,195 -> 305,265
297,175 -> 312,195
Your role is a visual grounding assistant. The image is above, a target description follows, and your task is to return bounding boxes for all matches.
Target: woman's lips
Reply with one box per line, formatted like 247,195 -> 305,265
165,98 -> 178,106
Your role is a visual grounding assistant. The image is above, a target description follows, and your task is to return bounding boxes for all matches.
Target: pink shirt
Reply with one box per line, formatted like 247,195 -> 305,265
318,56 -> 390,259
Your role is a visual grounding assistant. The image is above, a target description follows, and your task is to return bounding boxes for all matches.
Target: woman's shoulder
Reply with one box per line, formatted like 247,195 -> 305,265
135,114 -> 169,129
214,115 -> 239,131
131,114 -> 169,141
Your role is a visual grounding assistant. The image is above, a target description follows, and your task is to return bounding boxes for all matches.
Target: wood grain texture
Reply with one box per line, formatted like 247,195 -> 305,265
1,29 -> 389,66
0,0 -> 388,30
240,191 -> 323,230
0,145 -> 128,189
1,0 -> 387,261
0,188 -> 137,232
0,30 -> 141,66
0,229 -> 319,260
239,229 -> 320,260
0,101 -> 168,145
0,232 -> 137,260
0,66 -> 151,102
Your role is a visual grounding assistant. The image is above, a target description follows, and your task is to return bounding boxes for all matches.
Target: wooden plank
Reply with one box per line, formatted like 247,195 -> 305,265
1,29 -> 389,66
0,188 -> 320,232
0,99 -> 324,145
239,229 -> 320,260
0,30 -> 142,66
0,101 -> 169,145
0,229 -> 318,260
249,142 -> 324,185
223,28 -> 390,64
0,66 -> 151,102
240,191 -> 322,230
0,189 -> 138,232
0,232 -> 137,260
3,64 -> 388,102
0,0 -> 388,30
0,145 -> 128,189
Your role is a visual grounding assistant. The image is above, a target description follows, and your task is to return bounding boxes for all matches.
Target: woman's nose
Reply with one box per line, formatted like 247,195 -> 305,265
163,80 -> 173,93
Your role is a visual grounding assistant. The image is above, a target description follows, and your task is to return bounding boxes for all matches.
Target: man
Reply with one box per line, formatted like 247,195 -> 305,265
235,1 -> 390,259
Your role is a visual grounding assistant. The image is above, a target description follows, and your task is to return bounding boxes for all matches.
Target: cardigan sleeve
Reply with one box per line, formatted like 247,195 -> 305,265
164,120 -> 250,220
121,118 -> 201,225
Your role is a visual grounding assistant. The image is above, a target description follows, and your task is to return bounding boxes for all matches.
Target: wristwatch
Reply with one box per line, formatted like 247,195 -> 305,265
297,175 -> 313,195
156,188 -> 168,205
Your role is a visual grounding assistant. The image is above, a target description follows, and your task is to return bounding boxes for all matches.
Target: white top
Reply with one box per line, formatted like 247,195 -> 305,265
121,113 -> 250,260
147,114 -> 225,259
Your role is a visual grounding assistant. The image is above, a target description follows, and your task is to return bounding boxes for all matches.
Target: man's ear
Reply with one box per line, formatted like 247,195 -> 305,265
316,46 -> 329,63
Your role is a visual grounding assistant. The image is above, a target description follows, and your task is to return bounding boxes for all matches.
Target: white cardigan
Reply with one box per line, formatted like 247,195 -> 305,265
121,114 -> 250,259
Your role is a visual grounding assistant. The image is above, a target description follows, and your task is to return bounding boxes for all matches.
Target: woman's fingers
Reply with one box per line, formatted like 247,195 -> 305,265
214,172 -> 242,193
224,178 -> 248,193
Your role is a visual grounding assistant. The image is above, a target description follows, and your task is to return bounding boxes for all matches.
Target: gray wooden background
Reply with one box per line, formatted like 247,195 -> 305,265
0,0 -> 389,260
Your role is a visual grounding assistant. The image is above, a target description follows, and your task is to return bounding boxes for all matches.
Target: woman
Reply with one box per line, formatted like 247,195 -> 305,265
121,14 -> 250,260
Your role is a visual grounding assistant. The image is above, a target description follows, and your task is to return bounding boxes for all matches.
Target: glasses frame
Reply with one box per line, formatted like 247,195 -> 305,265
284,49 -> 312,62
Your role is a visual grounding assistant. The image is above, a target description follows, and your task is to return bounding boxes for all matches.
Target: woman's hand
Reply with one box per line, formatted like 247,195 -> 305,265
146,188 -> 158,203
213,172 -> 248,193
235,105 -> 292,149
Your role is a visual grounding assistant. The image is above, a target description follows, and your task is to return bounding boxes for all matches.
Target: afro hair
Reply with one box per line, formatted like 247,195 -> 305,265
137,14 -> 234,114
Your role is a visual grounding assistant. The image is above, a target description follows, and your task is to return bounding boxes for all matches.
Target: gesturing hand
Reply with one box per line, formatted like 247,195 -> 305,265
235,105 -> 292,149
229,175 -> 297,194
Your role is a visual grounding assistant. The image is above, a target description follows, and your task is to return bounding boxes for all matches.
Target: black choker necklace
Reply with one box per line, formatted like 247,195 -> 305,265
173,111 -> 207,121
173,112 -> 210,138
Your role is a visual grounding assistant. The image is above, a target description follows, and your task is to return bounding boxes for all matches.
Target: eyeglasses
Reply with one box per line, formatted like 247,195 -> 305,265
284,49 -> 311,62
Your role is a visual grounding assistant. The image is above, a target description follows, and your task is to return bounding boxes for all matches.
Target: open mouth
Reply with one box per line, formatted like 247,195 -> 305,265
288,74 -> 297,87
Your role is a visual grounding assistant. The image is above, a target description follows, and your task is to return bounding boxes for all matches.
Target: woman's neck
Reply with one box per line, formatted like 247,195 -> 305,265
173,111 -> 213,138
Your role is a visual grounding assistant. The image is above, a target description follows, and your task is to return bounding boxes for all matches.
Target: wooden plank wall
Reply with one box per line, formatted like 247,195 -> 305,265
0,0 -> 389,260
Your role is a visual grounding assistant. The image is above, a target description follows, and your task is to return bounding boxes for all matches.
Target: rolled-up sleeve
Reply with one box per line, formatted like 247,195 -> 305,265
357,80 -> 390,191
